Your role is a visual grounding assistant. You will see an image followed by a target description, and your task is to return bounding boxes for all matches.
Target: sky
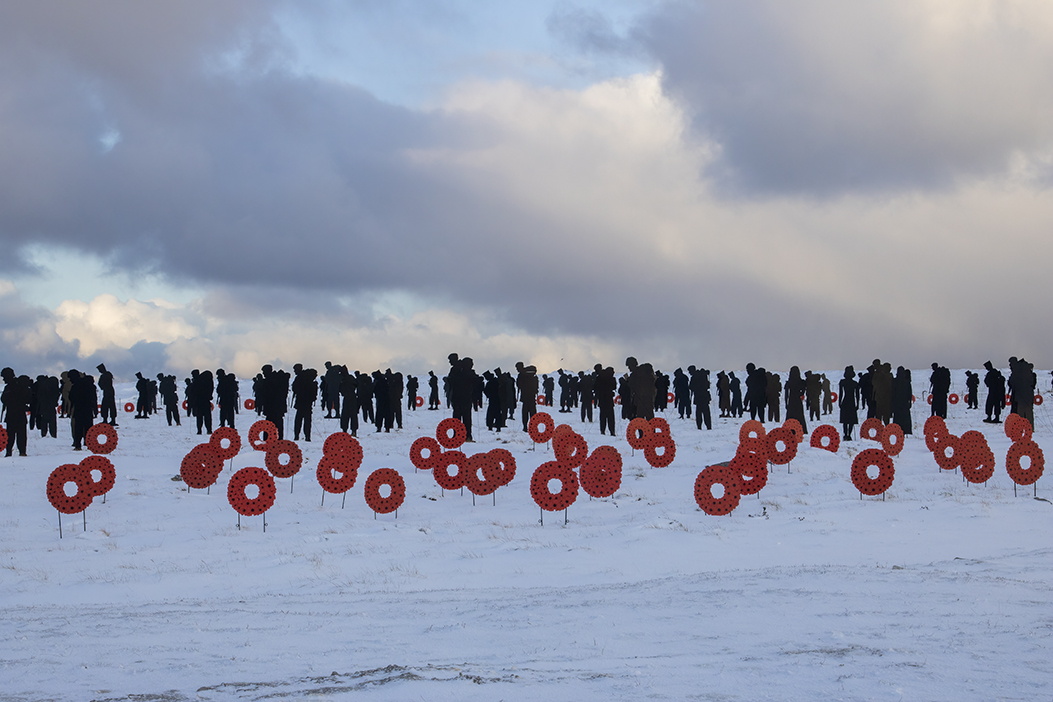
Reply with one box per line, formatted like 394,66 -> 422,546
2,0 -> 1053,381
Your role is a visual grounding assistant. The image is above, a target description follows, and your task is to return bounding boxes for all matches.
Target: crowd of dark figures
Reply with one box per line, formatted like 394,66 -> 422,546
0,355 -> 1045,458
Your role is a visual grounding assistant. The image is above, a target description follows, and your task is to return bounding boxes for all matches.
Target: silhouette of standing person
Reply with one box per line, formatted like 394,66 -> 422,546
965,371 -> 979,410
96,364 -> 118,426
859,369 -> 873,418
516,362 -> 539,432
891,366 -> 912,435
805,371 -> 822,422
261,365 -> 287,440
67,369 -> 97,451
766,372 -> 782,422
729,372 -> 743,418
192,369 -> 214,435
838,366 -> 858,440
357,371 -> 374,425
428,371 -> 440,410
292,366 -> 317,441
626,357 -> 656,421
35,375 -> 60,439
745,363 -> 767,423
784,366 -> 808,434
448,354 -> 476,442
871,361 -> 893,425
688,366 -> 712,430
578,370 -> 595,423
821,374 -> 833,415
983,361 -> 1005,423
322,361 -> 341,419
673,368 -> 690,420
483,370 -> 504,432
135,372 -> 152,419
339,366 -> 360,436
1,368 -> 30,456
543,374 -> 554,407
716,371 -> 730,418
929,363 -> 951,419
159,373 -> 181,426
406,374 -> 419,411
387,369 -> 403,430
618,374 -> 633,420
1009,357 -> 1036,428
594,364 -> 617,435
372,370 -> 390,433
217,369 -> 239,429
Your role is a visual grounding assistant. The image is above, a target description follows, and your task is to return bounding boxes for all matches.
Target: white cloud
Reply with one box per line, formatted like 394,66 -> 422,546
54,294 -> 202,356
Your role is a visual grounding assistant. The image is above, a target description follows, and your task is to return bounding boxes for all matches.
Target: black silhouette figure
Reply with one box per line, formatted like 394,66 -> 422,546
1,368 -> 30,456
838,366 -> 858,440
96,363 -> 118,426
594,364 -> 617,435
35,375 -> 60,439
516,362 -> 539,431
428,371 -> 440,410
965,371 -> 979,410
159,373 -> 181,426
292,365 -> 317,441
929,363 -> 951,419
983,361 -> 1005,423
688,366 -> 712,430
784,366 -> 807,434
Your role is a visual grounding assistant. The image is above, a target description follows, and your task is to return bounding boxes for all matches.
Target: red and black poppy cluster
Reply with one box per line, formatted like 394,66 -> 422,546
782,418 -> 804,445
263,439 -> 302,479
858,419 -> 904,457
248,420 -> 278,452
527,412 -> 555,444
809,424 -> 840,453
924,415 -> 962,472
766,426 -> 798,465
552,424 -> 588,469
625,417 -> 676,468
82,455 -> 116,497
415,418 -> 514,498
531,423 -> 587,511
579,445 -> 622,498
850,448 -> 896,496
436,417 -> 467,450
209,426 -> 241,462
693,464 -> 744,516
860,417 -> 884,442
85,423 -> 119,455
958,430 -> 995,484
180,444 -> 223,489
227,466 -> 276,516
530,460 -> 579,512
363,467 -> 406,514
1003,414 -> 1044,486
410,436 -> 441,471
739,420 -> 766,444
316,432 -> 363,494
46,454 -> 117,514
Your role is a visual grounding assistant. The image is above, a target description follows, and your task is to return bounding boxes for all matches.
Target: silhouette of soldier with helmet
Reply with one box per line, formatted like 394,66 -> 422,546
96,363 -> 118,426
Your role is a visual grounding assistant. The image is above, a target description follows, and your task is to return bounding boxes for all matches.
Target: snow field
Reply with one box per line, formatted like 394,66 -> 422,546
1,373 -> 1051,701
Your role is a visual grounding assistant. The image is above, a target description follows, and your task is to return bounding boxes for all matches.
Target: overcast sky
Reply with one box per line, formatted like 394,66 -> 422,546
2,0 -> 1052,380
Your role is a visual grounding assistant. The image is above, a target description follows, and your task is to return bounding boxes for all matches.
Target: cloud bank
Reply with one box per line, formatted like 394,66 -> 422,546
1,1 -> 1051,379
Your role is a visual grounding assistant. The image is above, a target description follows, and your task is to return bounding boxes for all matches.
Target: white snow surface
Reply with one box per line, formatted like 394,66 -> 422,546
2,373 -> 1051,701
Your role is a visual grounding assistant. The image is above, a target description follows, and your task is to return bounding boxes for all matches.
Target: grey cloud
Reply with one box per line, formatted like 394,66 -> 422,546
630,1 -> 1053,197
546,4 -> 635,56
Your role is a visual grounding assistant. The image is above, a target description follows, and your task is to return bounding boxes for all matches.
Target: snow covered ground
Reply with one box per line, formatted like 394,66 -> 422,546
1,370 -> 1050,701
